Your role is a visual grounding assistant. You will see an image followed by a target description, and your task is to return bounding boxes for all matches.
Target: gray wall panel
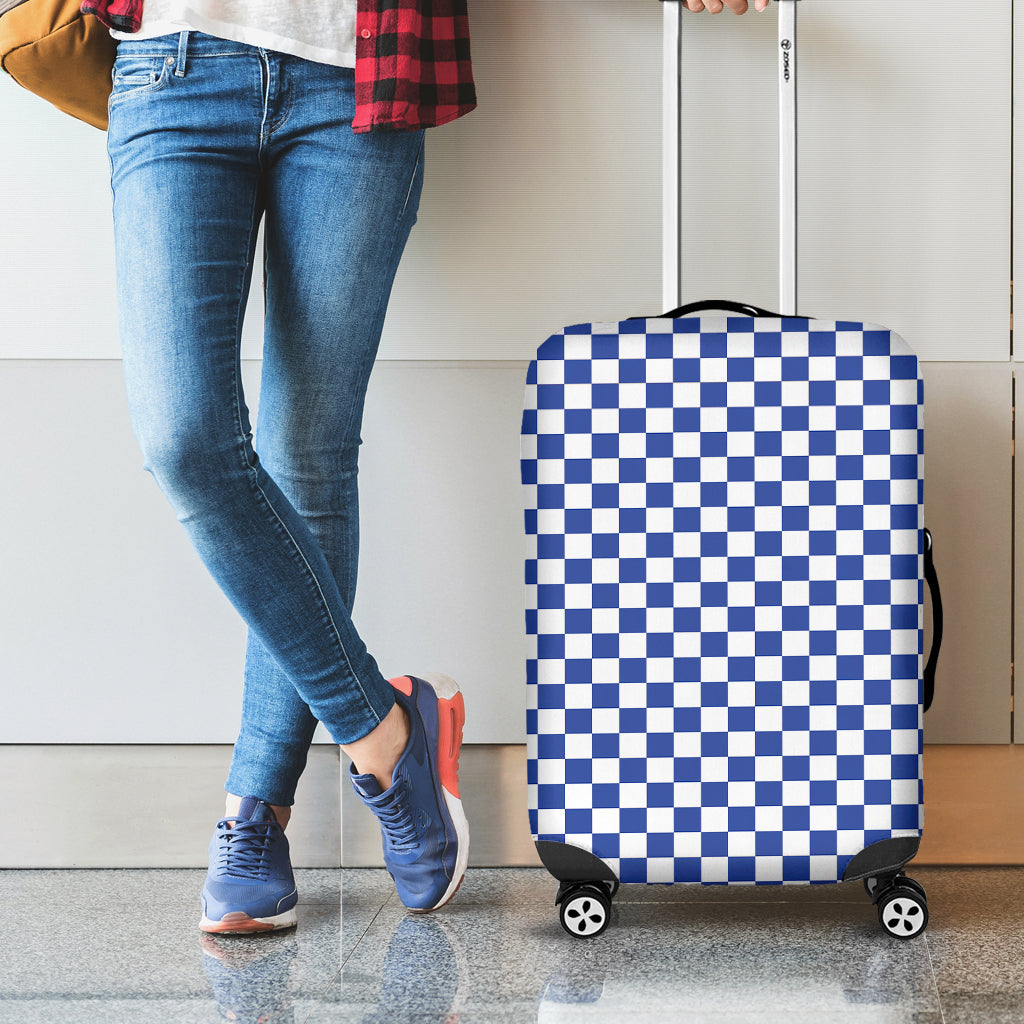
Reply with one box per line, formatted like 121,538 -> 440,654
0,743 -> 542,869
921,363 -> 1012,743
1013,0 -> 1024,744
0,87 -> 121,359
0,744 -> 341,868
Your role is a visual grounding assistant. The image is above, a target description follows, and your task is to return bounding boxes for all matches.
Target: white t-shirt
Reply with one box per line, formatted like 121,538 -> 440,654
109,1 -> 357,69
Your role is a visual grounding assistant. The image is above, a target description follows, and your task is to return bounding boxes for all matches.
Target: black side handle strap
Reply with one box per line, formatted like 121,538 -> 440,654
923,528 -> 942,713
627,300 -> 800,321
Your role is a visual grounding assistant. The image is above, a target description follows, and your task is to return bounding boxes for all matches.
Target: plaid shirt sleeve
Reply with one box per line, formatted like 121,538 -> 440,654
79,0 -> 476,134
79,0 -> 143,32
353,0 -> 477,134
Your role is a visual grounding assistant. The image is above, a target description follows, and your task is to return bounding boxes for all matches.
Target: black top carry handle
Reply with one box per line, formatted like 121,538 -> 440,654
664,300 -> 787,319
923,528 -> 941,713
628,300 -> 801,321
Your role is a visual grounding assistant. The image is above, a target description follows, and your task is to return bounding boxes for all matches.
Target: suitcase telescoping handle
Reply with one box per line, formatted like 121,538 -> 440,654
661,0 -> 799,316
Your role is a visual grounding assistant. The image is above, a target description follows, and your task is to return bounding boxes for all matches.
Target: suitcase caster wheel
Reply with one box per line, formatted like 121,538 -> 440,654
877,886 -> 928,939
897,875 -> 927,902
867,873 -> 927,903
558,884 -> 611,939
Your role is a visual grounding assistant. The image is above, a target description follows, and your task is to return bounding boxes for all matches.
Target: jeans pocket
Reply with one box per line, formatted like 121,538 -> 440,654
109,55 -> 173,104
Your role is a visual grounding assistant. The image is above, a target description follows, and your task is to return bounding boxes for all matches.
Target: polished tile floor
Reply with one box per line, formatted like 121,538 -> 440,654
0,866 -> 1021,1023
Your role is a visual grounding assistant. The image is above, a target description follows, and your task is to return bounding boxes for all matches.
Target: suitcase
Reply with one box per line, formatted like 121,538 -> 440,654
520,1 -> 943,940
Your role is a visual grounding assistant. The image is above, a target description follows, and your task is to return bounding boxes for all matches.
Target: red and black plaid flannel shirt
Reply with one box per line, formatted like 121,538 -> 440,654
79,0 -> 476,133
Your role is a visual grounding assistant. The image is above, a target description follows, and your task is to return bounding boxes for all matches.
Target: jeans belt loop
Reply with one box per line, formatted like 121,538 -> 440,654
175,30 -> 189,78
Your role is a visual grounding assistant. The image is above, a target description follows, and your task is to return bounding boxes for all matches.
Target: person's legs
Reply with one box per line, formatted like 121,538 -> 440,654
108,32 -> 398,774
107,31 -> 466,928
225,50 -> 425,808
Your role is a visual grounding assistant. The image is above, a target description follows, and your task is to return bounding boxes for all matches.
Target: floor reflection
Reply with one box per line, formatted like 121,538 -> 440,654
536,941 -> 931,1023
200,931 -> 299,1024
338,913 -> 469,1023
0,868 -> 1016,1023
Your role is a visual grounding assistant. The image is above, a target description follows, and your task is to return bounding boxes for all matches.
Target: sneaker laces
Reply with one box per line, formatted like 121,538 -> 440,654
214,818 -> 275,880
372,781 -> 421,854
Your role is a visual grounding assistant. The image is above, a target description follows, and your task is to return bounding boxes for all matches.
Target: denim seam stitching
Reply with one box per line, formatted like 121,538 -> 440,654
258,50 -> 272,148
398,135 -> 425,226
108,58 -> 172,104
265,94 -> 296,139
242,460 -> 385,732
230,177 -> 385,735
262,48 -> 295,138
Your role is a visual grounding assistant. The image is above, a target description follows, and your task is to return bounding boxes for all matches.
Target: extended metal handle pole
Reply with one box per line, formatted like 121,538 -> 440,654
662,1 -> 682,314
778,0 -> 798,317
663,1 -> 799,317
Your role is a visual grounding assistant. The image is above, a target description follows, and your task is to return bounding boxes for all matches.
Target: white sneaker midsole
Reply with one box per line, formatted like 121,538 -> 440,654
199,906 -> 297,931
439,786 -> 470,906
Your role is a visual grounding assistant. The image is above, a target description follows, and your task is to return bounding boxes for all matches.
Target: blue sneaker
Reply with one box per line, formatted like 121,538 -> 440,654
199,796 -> 298,934
350,673 -> 469,912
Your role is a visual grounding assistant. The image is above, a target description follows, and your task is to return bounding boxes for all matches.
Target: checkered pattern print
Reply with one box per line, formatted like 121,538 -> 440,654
80,0 -> 143,32
352,0 -> 477,133
521,316 -> 925,886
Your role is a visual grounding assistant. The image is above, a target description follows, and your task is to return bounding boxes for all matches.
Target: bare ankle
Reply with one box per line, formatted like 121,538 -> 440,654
341,701 -> 411,791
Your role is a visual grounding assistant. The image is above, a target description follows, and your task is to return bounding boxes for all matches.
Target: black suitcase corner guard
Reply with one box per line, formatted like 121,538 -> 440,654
841,836 -> 922,883
535,840 -> 619,885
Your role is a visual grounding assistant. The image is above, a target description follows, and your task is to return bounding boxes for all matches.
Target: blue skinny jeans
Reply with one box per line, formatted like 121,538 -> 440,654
107,30 -> 424,805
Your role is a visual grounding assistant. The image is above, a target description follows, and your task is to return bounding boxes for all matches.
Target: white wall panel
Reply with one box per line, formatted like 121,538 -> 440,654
3,357 -> 1004,746
356,362 -> 530,742
381,0 -> 663,359
0,360 -> 530,744
0,76 -> 265,360
0,0 -> 664,362
0,86 -> 120,359
676,1 -> 1009,362
0,361 -> 249,742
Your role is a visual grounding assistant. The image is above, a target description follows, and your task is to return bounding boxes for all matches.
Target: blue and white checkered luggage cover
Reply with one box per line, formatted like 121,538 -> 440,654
521,315 -> 924,886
